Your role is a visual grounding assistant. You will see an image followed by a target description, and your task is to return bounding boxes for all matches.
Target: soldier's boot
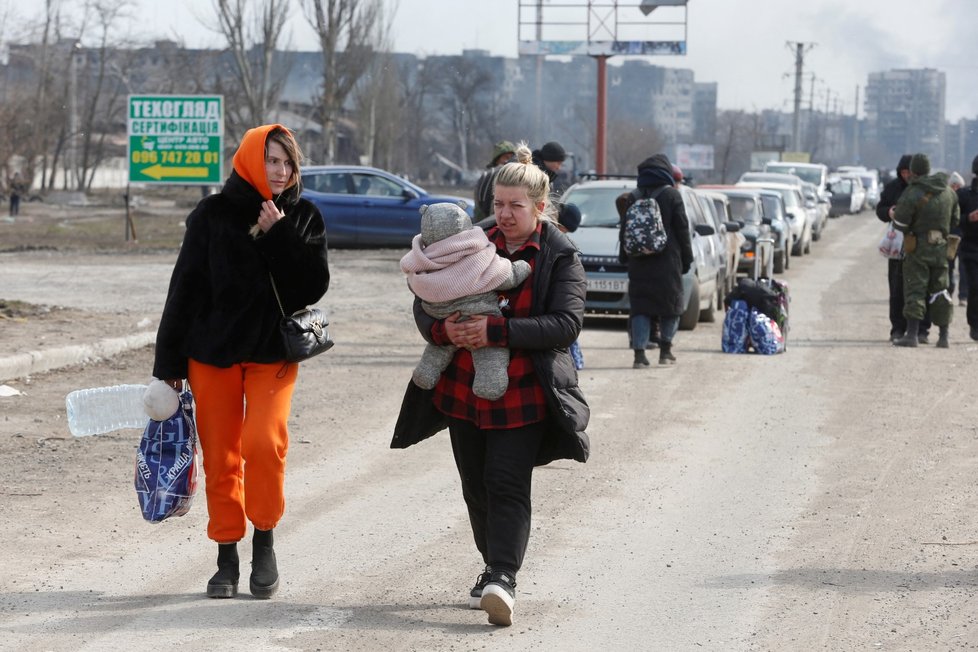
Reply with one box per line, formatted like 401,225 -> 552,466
893,319 -> 920,348
936,326 -> 949,349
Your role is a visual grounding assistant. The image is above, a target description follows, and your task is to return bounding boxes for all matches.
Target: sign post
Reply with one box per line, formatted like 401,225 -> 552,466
127,95 -> 224,185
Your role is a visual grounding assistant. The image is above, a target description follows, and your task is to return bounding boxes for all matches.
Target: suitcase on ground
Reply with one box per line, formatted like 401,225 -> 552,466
723,228 -> 790,352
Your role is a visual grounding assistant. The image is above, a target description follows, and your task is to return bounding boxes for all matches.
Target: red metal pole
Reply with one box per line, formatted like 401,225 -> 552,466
596,55 -> 607,175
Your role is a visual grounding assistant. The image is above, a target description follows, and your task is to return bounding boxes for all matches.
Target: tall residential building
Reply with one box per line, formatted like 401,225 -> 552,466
863,68 -> 945,168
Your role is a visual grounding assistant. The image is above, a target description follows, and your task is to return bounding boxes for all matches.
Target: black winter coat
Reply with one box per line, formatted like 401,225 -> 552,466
153,171 -> 330,379
876,175 -> 908,223
391,220 -> 590,466
616,184 -> 693,317
957,180 -> 978,260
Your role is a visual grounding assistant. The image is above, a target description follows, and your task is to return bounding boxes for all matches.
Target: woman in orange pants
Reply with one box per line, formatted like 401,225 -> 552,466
153,124 -> 329,599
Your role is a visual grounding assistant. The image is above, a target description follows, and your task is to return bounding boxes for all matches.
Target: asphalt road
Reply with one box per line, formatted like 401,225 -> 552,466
1,212 -> 977,650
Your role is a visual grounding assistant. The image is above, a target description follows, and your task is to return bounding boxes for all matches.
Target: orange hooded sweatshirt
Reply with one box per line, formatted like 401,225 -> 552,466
231,124 -> 288,201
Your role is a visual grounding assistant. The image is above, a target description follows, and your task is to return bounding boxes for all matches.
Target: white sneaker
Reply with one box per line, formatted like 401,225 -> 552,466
480,571 -> 516,626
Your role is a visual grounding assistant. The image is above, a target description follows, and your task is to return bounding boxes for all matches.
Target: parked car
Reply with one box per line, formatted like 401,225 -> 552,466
763,161 -> 829,195
738,171 -> 805,189
835,167 -> 872,210
300,165 -> 475,247
703,186 -> 791,274
736,181 -> 812,256
801,181 -> 829,241
559,178 -> 720,330
825,175 -> 860,216
694,189 -> 743,295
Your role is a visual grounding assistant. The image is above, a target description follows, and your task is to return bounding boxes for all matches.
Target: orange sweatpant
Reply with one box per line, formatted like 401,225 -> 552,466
188,359 -> 297,543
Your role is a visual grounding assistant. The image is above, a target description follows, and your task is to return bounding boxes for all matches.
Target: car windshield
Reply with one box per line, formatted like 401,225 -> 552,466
760,195 -> 783,219
562,186 -> 629,227
766,164 -> 822,185
727,196 -> 762,224
858,174 -> 876,189
777,189 -> 800,207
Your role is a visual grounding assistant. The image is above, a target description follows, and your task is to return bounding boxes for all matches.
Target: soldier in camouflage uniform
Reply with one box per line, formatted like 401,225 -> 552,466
890,153 -> 960,348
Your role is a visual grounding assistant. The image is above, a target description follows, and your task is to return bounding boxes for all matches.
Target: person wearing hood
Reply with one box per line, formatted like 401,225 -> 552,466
876,154 -> 932,343
615,153 -> 694,367
955,154 -> 978,340
889,153 -> 960,348
153,124 -> 330,599
473,140 -> 516,220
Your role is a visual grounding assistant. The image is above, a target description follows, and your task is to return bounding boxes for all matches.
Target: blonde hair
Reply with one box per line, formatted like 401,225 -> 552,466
493,142 -> 557,222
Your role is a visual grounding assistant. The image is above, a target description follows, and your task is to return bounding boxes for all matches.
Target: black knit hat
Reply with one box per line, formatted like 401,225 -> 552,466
540,141 -> 567,162
557,202 -> 581,233
897,154 -> 913,173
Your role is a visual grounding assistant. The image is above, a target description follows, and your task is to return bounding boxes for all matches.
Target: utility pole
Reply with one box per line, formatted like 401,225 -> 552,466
787,41 -> 815,153
853,85 -> 860,164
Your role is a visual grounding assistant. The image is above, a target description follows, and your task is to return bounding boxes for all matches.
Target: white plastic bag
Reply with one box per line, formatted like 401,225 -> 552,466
878,223 -> 904,259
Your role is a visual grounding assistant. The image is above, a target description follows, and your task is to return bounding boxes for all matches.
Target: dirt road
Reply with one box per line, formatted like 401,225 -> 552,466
1,210 -> 977,650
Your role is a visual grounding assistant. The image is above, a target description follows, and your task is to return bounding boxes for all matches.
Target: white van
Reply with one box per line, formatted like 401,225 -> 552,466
764,161 -> 828,193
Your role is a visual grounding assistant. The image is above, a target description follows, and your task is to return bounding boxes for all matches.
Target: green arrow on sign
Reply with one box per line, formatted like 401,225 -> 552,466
141,164 -> 210,180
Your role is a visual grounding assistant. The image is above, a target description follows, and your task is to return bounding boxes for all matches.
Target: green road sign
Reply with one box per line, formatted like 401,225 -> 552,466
127,95 -> 224,184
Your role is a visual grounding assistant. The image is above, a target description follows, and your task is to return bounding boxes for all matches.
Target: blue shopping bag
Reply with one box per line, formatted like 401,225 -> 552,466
134,389 -> 198,523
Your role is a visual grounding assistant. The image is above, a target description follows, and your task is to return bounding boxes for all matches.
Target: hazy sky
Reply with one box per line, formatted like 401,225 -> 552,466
17,0 -> 978,121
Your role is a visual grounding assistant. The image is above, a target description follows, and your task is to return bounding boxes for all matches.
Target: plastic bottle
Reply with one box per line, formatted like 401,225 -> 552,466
65,384 -> 149,437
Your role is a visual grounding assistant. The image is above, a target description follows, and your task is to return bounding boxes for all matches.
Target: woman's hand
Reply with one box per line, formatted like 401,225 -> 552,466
257,200 -> 284,233
163,378 -> 184,391
445,312 -> 490,350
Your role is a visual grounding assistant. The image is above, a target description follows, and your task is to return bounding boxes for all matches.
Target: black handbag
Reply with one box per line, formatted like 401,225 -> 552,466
269,274 -> 334,362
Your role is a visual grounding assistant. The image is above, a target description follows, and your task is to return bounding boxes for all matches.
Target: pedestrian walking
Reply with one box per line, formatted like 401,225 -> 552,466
153,124 -> 330,599
616,153 -> 694,367
392,143 -> 590,627
876,154 -> 932,343
890,153 -> 959,348
955,155 -> 978,340
8,172 -> 26,217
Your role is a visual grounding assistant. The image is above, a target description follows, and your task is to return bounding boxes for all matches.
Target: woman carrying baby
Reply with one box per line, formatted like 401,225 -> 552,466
392,143 -> 590,627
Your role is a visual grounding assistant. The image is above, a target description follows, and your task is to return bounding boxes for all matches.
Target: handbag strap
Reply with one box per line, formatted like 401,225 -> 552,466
268,273 -> 287,318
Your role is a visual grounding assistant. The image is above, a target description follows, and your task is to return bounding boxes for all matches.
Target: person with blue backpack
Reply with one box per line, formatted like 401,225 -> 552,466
616,154 -> 694,367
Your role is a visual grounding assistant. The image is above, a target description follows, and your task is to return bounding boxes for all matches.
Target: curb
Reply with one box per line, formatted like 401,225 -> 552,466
0,332 -> 156,383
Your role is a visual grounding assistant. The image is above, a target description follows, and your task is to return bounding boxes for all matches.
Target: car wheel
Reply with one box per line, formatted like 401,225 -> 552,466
804,228 -> 812,254
774,249 -> 785,274
679,281 -> 699,331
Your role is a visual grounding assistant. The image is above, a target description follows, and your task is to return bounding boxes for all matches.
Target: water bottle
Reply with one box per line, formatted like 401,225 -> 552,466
65,384 -> 148,437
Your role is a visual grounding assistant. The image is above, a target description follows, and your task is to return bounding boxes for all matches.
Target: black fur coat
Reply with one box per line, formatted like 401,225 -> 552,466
152,171 -> 329,379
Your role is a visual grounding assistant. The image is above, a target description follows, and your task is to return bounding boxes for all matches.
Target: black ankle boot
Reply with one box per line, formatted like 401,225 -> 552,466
937,326 -> 949,348
633,349 -> 650,368
659,341 -> 676,364
250,528 -> 279,599
893,319 -> 919,348
207,543 -> 239,598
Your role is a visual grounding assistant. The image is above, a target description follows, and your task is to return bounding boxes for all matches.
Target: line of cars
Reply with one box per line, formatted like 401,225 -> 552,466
561,162 -> 842,330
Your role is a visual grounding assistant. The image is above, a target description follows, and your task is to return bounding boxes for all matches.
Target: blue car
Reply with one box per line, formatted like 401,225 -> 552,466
300,165 -> 474,247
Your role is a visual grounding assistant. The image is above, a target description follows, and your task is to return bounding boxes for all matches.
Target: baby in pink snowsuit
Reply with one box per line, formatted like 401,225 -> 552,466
400,202 -> 530,400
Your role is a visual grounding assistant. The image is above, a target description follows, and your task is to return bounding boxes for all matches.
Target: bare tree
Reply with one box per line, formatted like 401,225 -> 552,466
303,0 -> 380,163
350,1 -> 397,168
605,119 -> 666,177
209,0 -> 291,142
427,56 -> 494,171
713,110 -> 758,184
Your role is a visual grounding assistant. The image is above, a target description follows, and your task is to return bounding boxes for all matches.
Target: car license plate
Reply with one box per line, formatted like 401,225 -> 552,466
587,278 -> 627,292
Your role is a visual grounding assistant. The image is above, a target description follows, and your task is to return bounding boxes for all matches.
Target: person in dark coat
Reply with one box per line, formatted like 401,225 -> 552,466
473,140 -> 516,220
391,143 -> 589,628
876,154 -> 931,343
616,153 -> 694,367
955,154 -> 978,340
153,124 -> 330,600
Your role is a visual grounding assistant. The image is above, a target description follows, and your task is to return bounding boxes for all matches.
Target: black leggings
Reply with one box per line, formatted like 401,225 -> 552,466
448,418 -> 545,576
